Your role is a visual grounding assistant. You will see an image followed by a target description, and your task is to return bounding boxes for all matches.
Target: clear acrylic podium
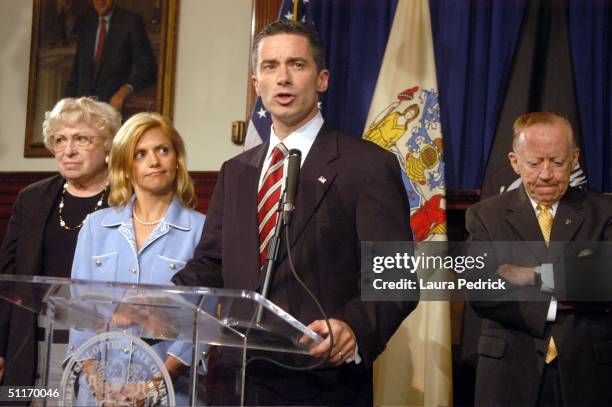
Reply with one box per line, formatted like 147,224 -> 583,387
0,274 -> 322,406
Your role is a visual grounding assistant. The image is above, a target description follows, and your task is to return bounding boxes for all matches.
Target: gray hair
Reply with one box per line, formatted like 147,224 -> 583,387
42,97 -> 121,151
512,111 -> 576,151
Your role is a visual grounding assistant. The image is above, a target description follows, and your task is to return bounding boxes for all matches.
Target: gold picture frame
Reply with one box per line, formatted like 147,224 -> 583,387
24,0 -> 179,157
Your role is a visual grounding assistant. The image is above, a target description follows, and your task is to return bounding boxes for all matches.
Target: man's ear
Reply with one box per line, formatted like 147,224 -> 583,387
316,69 -> 329,93
252,75 -> 261,96
571,147 -> 580,169
508,152 -> 521,175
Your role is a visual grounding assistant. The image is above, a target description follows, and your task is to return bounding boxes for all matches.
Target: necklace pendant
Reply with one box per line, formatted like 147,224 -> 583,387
58,183 -> 107,230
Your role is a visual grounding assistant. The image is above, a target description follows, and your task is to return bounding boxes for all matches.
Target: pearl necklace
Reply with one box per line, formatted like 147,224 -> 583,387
132,207 -> 164,226
59,183 -> 107,230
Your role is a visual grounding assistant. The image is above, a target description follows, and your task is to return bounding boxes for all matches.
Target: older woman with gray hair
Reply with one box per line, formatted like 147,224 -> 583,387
0,97 -> 120,388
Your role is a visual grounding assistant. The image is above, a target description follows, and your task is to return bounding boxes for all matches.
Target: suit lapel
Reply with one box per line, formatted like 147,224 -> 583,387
547,189 -> 585,262
81,19 -> 97,88
26,177 -> 65,276
95,10 -> 122,83
242,144 -> 268,291
255,126 -> 338,291
286,125 -> 338,250
505,187 -> 547,262
96,8 -> 123,80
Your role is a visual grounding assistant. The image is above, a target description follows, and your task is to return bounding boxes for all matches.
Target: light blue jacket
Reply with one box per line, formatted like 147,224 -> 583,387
67,195 -> 205,365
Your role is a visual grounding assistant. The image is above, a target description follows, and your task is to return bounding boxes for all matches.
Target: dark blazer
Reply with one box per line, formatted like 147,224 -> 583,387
173,125 -> 417,405
0,175 -> 110,388
466,186 -> 612,406
65,6 -> 157,102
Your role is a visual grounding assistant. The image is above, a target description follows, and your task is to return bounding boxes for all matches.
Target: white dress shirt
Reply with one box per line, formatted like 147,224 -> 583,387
527,195 -> 558,321
258,111 -> 323,189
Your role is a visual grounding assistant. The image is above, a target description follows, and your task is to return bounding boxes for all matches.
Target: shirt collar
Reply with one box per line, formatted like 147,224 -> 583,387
101,195 -> 192,230
99,8 -> 114,25
267,111 -> 323,165
527,194 -> 559,217
164,196 -> 192,230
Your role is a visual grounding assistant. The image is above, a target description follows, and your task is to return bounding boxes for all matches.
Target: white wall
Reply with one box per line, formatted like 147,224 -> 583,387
174,0 -> 250,170
0,0 -> 251,171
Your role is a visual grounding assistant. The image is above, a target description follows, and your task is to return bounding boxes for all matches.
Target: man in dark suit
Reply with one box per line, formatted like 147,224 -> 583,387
65,0 -> 157,110
173,20 -> 416,405
466,112 -> 612,406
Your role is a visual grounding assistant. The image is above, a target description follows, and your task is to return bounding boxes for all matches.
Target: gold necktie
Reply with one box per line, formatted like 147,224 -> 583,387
537,204 -> 557,362
536,204 -> 553,244
545,337 -> 558,363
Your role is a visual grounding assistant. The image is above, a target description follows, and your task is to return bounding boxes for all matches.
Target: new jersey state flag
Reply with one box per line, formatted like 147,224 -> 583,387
363,1 -> 452,405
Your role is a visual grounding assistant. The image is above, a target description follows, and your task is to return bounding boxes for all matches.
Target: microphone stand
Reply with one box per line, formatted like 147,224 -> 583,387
256,149 -> 301,324
248,148 -> 336,370
256,191 -> 287,324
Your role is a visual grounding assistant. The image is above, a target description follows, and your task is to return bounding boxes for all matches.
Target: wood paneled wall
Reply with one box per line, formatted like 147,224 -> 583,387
0,171 -> 478,243
0,172 -> 218,244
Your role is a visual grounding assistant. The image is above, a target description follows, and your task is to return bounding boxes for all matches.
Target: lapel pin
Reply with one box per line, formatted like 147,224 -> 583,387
318,176 -> 327,184
565,218 -> 572,225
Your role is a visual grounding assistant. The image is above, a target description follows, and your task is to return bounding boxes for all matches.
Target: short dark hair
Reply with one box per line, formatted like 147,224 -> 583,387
251,19 -> 326,73
512,111 -> 576,150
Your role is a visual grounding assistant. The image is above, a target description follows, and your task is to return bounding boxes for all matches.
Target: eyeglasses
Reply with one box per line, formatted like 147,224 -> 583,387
51,134 -> 103,152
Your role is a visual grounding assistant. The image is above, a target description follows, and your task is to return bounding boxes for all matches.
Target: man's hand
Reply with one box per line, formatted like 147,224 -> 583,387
109,85 -> 132,110
301,318 -> 356,366
497,264 -> 536,286
0,356 -> 5,383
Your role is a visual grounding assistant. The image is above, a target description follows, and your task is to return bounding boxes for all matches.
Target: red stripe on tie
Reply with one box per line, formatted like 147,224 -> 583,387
257,143 -> 288,267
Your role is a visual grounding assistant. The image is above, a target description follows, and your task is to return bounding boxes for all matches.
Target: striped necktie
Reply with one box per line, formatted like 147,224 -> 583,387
257,143 -> 288,266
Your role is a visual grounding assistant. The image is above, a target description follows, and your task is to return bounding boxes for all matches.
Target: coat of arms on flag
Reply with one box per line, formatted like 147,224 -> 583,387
363,3 -> 453,402
365,85 -> 446,241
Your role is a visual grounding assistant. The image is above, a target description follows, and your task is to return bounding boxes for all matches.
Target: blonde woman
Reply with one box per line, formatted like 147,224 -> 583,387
67,112 -> 204,405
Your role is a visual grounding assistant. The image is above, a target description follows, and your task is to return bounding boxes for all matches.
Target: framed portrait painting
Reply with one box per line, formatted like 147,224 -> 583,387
24,0 -> 179,157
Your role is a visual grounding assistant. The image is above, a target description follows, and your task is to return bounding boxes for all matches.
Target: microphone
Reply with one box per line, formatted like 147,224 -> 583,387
282,149 -> 302,225
257,148 -> 301,323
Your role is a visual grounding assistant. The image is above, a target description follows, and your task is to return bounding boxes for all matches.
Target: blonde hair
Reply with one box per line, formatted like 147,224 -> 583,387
108,112 -> 197,209
42,97 -> 121,151
512,112 -> 576,151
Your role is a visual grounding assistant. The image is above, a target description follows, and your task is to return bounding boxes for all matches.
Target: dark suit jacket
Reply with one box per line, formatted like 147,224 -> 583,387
0,175 -> 110,388
466,186 -> 612,406
173,125 -> 417,405
65,6 -> 157,102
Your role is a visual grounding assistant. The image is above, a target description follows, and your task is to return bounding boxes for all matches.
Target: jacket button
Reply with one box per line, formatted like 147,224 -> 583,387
169,263 -> 176,270
95,260 -> 102,267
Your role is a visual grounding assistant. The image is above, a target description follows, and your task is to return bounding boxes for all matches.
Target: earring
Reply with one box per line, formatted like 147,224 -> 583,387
104,155 -> 109,164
